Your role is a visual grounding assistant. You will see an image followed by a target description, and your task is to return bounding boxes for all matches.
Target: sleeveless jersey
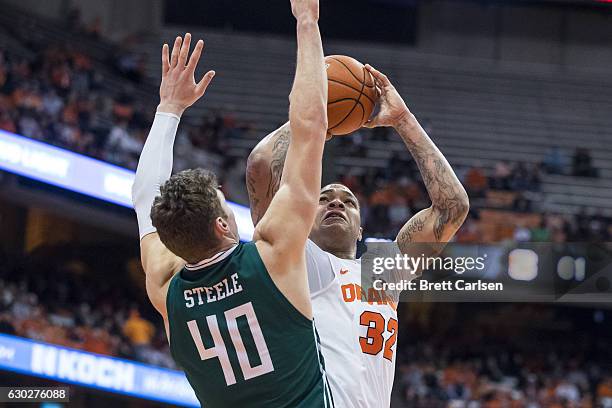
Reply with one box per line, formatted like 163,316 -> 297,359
166,242 -> 334,408
306,240 -> 400,408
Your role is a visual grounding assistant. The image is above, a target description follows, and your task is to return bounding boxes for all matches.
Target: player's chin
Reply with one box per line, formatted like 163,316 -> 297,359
318,220 -> 350,233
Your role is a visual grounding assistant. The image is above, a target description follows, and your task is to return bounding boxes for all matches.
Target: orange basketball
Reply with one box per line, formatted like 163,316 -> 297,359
326,55 -> 378,137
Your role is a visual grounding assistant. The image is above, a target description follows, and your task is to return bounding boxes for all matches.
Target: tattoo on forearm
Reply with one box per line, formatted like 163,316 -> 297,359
267,128 -> 291,198
398,215 -> 426,248
398,120 -> 468,242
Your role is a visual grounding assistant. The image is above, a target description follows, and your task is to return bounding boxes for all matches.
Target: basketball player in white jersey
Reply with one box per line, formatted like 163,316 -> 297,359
246,64 -> 470,407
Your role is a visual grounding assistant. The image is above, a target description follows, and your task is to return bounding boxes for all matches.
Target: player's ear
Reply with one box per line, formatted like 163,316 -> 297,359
357,227 -> 363,242
215,217 -> 230,235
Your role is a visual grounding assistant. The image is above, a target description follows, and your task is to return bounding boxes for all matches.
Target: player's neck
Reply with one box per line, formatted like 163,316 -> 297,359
188,239 -> 238,265
327,247 -> 356,260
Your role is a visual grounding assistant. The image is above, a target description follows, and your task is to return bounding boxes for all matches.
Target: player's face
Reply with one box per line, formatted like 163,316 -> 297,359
309,184 -> 362,251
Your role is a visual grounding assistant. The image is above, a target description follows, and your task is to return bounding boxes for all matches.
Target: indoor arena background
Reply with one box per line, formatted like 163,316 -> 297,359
0,0 -> 611,407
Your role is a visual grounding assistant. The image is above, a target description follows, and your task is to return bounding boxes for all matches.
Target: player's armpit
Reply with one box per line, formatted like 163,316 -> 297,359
140,233 -> 185,316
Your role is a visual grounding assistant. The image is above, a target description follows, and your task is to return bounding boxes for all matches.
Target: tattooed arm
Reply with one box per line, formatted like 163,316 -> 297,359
364,64 -> 469,254
246,122 -> 291,226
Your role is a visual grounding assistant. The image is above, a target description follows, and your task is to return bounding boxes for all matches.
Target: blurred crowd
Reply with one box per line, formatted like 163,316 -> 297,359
0,14 -> 611,408
335,128 -> 608,241
394,304 -> 612,408
0,29 -> 606,237
2,241 -> 612,408
0,244 -> 175,369
0,45 -> 249,203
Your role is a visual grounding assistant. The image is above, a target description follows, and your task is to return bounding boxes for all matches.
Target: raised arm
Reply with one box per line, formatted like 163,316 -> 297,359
132,33 -> 215,317
254,0 -> 327,249
364,64 -> 469,255
252,0 -> 327,316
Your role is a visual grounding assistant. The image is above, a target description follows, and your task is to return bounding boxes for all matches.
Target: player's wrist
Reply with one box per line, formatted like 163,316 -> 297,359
157,102 -> 186,117
295,16 -> 319,28
392,110 -> 416,129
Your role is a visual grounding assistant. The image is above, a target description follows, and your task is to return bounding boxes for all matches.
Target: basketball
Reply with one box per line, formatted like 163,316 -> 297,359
326,55 -> 378,137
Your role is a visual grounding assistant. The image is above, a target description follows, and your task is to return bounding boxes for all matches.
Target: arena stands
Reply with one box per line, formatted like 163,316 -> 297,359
142,28 -> 612,218
0,2 -> 611,407
0,242 -> 175,370
394,303 -> 612,407
2,28 -> 611,240
2,240 -> 612,407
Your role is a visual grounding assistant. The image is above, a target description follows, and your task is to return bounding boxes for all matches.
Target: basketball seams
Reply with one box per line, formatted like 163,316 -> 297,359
328,99 -> 366,132
328,97 -> 362,106
328,56 -> 376,89
328,79 -> 377,106
328,62 -> 366,133
326,55 -> 378,135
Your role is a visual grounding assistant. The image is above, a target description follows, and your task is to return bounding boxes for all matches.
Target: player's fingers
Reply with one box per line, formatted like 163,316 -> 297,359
196,70 -> 216,96
372,80 -> 384,97
365,64 -> 391,87
161,43 -> 170,76
186,40 -> 204,73
178,33 -> 191,67
170,36 -> 182,68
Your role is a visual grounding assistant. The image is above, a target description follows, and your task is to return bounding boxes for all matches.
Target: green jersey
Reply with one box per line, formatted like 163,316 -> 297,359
166,242 -> 333,408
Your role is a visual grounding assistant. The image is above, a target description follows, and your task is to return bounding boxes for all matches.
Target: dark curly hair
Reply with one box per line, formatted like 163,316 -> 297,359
151,168 -> 225,262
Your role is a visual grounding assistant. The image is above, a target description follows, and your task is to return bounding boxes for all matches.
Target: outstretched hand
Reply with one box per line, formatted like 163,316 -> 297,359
364,64 -> 410,129
158,33 -> 215,116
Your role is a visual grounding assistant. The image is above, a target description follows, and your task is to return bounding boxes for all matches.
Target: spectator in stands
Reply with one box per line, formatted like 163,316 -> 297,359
85,16 -> 103,39
0,312 -> 16,335
464,165 -> 488,198
455,214 -> 481,243
510,161 -> 541,192
530,218 -> 551,242
113,36 -> 147,84
122,308 -> 155,352
0,112 -> 16,133
512,192 -> 532,213
387,151 -> 414,181
573,148 -> 598,178
221,156 -> 249,205
64,6 -> 82,32
543,146 -> 568,175
513,221 -> 531,242
105,120 -> 143,168
490,161 -> 512,190
597,376 -> 612,406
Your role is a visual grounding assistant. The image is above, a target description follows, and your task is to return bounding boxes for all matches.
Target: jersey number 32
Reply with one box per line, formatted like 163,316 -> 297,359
359,311 -> 398,361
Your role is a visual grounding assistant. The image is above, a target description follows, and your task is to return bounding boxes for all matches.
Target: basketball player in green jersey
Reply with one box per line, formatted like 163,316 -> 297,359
131,1 -> 333,406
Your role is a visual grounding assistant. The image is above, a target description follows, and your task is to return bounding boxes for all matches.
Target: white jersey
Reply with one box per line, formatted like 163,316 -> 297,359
306,240 -> 401,408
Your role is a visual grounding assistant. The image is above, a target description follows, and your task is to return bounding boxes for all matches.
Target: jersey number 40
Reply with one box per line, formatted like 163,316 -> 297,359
187,302 -> 275,386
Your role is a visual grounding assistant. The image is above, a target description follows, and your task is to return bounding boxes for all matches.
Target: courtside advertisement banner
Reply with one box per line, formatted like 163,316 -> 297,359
0,129 -> 254,240
0,333 -> 199,407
